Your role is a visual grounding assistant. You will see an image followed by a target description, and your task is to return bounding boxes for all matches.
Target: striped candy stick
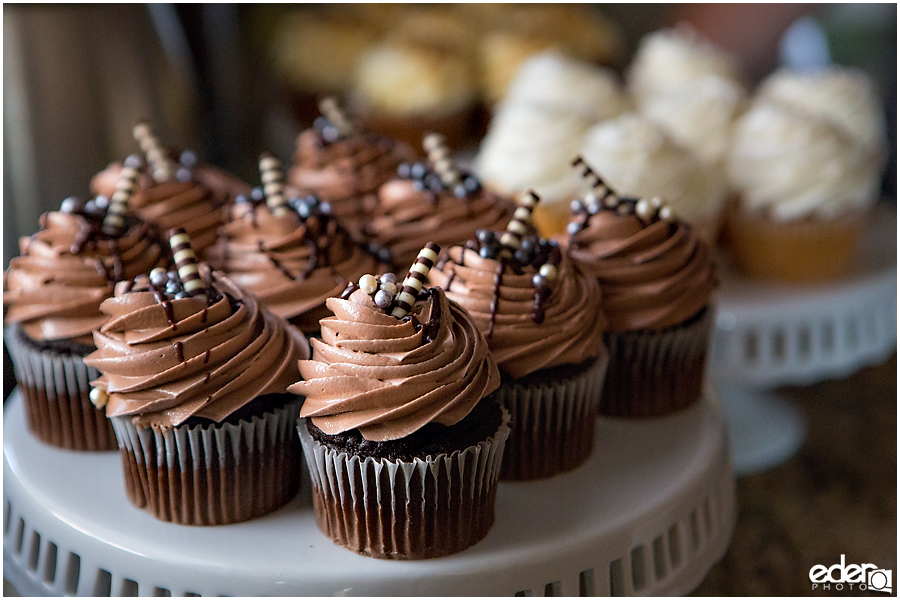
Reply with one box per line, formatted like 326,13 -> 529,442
168,228 -> 206,297
571,155 -> 619,209
498,190 -> 541,258
390,242 -> 441,319
133,121 -> 177,182
422,133 -> 463,190
258,152 -> 290,217
318,96 -> 355,137
101,154 -> 143,235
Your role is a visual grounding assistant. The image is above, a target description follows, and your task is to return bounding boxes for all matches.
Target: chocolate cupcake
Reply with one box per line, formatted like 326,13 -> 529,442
365,133 -> 516,269
91,122 -> 248,256
563,157 -> 717,417
3,159 -> 167,450
428,193 -> 608,480
84,234 -> 307,526
289,244 -> 510,559
91,121 -> 251,210
206,153 -> 390,335
287,97 -> 415,239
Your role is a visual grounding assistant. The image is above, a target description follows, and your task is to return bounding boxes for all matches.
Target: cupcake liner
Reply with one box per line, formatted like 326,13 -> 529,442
4,325 -> 117,451
600,307 -> 713,418
298,407 -> 511,559
726,207 -> 865,283
110,399 -> 302,525
495,352 -> 609,481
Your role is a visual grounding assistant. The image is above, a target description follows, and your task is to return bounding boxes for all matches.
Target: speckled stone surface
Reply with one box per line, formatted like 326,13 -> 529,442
694,355 -> 897,596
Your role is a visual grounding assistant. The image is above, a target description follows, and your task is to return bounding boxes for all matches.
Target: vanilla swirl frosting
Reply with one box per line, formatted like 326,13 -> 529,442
566,212 -> 716,332
289,286 -> 500,442
85,268 -> 307,429
4,211 -> 166,344
365,179 -> 515,268
205,204 -> 385,332
428,246 -> 605,378
287,129 -> 414,235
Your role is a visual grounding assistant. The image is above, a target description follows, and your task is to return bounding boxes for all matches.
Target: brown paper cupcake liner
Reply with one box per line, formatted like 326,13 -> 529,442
495,351 -> 609,481
4,325 -> 117,451
298,408 -> 511,559
110,399 -> 302,526
600,307 -> 713,418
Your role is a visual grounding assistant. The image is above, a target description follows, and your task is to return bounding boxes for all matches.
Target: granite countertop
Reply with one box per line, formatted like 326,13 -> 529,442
694,355 -> 897,596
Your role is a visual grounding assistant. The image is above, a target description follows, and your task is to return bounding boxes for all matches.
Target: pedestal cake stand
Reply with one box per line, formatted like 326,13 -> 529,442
4,388 -> 734,597
710,204 -> 897,475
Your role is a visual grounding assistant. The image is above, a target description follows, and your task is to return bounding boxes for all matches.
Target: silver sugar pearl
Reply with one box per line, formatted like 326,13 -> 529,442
319,202 -> 332,215
176,167 -> 192,182
570,199 -> 585,213
453,184 -> 468,199
532,274 -> 547,287
379,272 -> 398,285
94,195 -> 110,209
380,281 -> 398,296
374,289 -> 393,309
566,221 -> 582,235
179,150 -> 197,168
174,292 -> 190,300
167,270 -> 179,281
165,281 -> 182,294
149,268 -> 169,286
60,197 -> 84,213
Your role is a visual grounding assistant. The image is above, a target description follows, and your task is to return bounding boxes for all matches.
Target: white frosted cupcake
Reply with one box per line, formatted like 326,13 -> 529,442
628,26 -> 743,104
579,113 -> 729,245
725,67 -> 887,282
476,52 -> 628,234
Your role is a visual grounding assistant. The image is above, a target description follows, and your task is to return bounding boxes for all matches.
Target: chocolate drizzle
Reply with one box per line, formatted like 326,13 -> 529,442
340,282 -> 359,300
203,349 -> 210,364
421,288 -> 442,343
174,341 -> 184,363
486,263 -> 504,340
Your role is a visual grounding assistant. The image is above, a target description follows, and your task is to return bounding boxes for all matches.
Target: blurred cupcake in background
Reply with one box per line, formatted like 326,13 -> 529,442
627,26 -> 744,106
476,52 -> 629,235
578,113 -> 729,246
91,122 -> 251,213
478,4 -> 625,106
271,7 -> 383,125
365,133 -> 515,270
726,66 -> 887,283
627,27 -> 747,200
287,97 -> 415,239
351,10 -> 478,150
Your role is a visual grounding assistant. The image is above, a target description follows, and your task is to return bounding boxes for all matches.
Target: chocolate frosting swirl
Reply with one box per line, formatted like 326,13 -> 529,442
565,212 -> 716,332
4,211 -> 166,344
205,205 -> 386,332
128,179 -> 225,255
428,246 -> 605,378
289,286 -> 500,442
91,161 -> 251,209
85,268 -> 307,429
366,180 -> 515,268
287,129 -> 414,235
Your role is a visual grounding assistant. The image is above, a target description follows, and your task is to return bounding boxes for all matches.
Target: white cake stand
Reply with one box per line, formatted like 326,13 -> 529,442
710,203 -> 897,475
4,389 -> 734,597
